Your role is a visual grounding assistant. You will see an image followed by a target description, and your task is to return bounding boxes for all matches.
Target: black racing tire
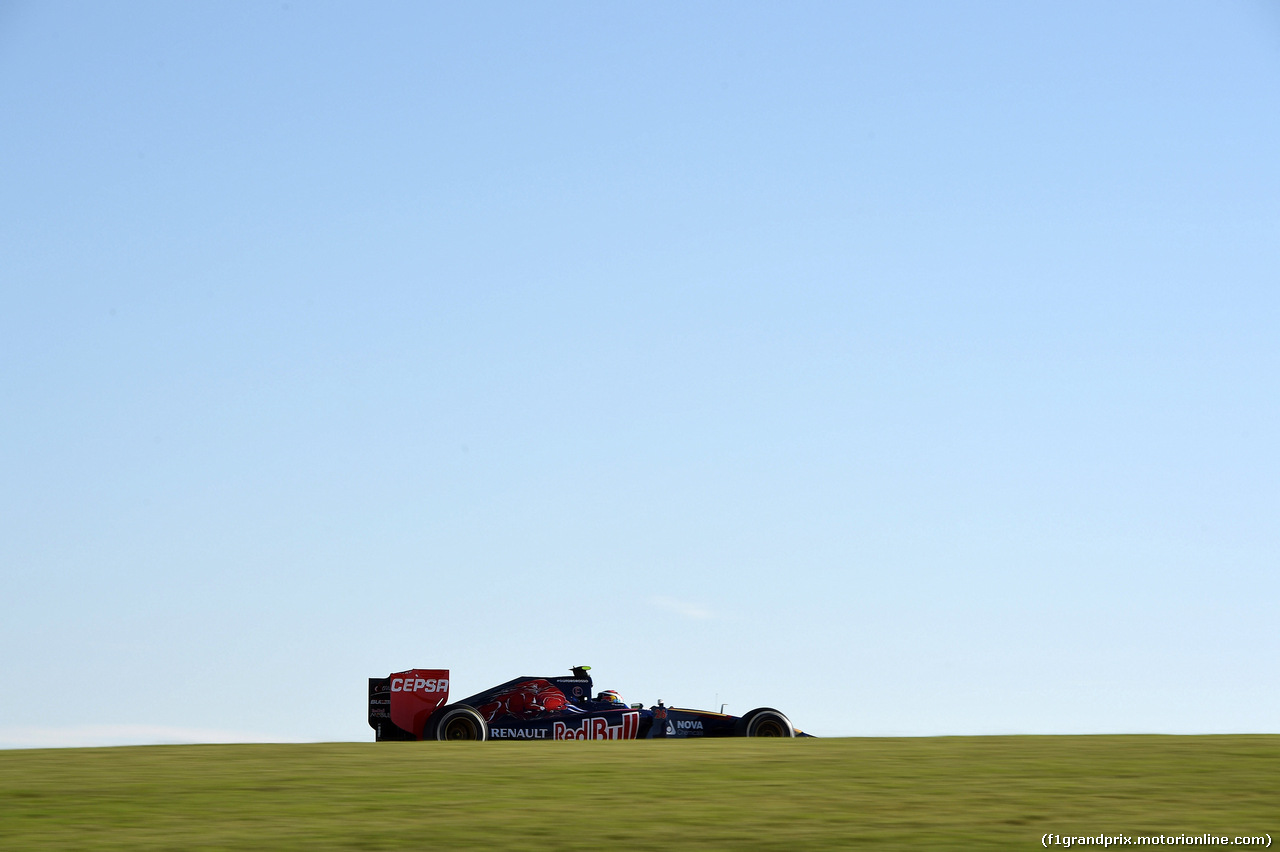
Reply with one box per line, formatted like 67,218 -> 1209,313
428,704 -> 488,741
736,707 -> 795,738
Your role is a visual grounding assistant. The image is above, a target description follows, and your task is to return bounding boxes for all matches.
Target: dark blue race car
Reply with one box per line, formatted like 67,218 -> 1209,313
368,665 -> 809,741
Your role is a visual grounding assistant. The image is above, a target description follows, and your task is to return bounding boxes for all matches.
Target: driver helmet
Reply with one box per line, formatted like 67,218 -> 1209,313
597,690 -> 624,705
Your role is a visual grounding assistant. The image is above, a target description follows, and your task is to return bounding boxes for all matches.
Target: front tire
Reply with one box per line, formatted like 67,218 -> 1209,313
428,705 -> 488,741
736,708 -> 795,738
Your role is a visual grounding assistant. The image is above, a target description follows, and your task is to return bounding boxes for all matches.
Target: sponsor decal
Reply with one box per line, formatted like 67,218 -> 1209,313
388,669 -> 451,736
675,720 -> 703,730
390,677 -> 448,693
553,711 -> 640,741
489,727 -> 551,739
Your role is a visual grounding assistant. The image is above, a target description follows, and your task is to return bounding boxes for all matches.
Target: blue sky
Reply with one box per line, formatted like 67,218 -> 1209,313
2,1 -> 1278,747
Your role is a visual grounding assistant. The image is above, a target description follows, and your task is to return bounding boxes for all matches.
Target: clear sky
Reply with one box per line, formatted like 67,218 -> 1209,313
2,1 -> 1278,747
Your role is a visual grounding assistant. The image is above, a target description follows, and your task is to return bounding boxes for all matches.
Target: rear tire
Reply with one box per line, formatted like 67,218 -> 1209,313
736,708 -> 795,738
428,705 -> 488,741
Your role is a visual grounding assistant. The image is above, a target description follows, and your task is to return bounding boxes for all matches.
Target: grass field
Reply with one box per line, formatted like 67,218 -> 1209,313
1,736 -> 1277,850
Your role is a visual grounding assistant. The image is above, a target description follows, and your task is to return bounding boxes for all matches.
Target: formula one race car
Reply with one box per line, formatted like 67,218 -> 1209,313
368,665 -> 809,741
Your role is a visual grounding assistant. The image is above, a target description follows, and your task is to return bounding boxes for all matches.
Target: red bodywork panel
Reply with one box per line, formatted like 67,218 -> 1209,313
388,669 -> 450,737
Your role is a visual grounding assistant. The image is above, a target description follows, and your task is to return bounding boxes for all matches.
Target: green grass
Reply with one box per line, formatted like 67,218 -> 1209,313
1,737 -> 1277,850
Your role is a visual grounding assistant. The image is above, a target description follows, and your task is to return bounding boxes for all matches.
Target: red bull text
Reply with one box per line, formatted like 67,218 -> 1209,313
553,711 -> 640,740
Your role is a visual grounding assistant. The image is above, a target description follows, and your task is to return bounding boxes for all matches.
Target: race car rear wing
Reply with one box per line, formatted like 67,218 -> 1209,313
368,669 -> 450,741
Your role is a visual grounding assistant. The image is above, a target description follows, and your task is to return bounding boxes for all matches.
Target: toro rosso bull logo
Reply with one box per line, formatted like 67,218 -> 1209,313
554,711 -> 640,741
476,680 -> 569,722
